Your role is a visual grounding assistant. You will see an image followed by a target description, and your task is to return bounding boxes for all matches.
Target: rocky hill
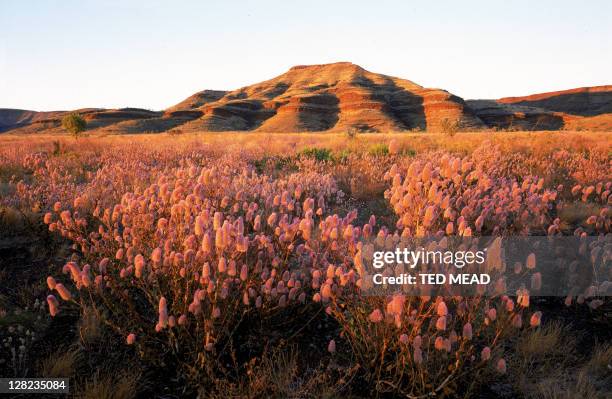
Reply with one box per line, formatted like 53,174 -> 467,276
467,86 -> 612,131
2,64 -> 610,133
169,62 -> 484,132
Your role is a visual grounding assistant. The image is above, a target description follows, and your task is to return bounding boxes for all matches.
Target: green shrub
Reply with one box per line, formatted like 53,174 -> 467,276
61,113 -> 87,138
299,147 -> 333,162
367,143 -> 389,157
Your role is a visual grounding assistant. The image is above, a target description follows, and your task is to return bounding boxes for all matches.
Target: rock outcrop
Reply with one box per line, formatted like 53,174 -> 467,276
497,86 -> 612,116
467,86 -> 612,131
2,64 -> 610,134
174,62 -> 484,132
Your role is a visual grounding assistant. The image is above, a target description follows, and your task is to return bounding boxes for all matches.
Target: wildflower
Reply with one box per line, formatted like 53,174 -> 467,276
55,284 -> 72,301
463,322 -> 473,340
151,248 -> 162,264
46,276 -> 57,290
218,257 -> 227,273
517,289 -> 530,308
530,311 -> 542,327
526,253 -> 536,269
328,339 -> 336,353
437,301 -> 448,316
227,260 -> 237,276
446,222 -> 454,235
81,265 -> 92,287
126,333 -> 136,345
481,346 -> 491,361
496,358 -> 507,374
369,309 -> 383,323
399,334 -> 409,344
321,283 -> 333,302
158,297 -> 168,328
387,294 -> 405,316
434,336 -> 445,350
201,232 -> 212,253
134,254 -> 145,278
240,264 -> 248,281
46,295 -> 59,316
99,258 -> 109,274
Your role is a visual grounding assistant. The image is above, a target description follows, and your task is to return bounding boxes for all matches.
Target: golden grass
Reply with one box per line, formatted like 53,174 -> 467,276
76,369 -> 140,399
40,347 -> 81,378
1,130 -> 610,159
78,307 -> 103,347
510,324 -> 612,399
517,322 -> 573,360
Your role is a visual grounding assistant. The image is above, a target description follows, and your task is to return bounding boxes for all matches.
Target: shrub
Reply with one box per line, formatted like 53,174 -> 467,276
1,133 -> 608,397
367,143 -> 389,157
61,113 -> 87,139
439,118 -> 459,137
299,147 -> 333,162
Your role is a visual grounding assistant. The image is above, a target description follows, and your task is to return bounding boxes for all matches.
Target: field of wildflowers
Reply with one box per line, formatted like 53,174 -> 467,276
0,131 -> 610,398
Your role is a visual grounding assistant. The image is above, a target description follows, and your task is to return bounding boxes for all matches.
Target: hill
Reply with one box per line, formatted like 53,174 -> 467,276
1,64 -> 610,133
467,86 -> 612,130
169,62 -> 484,132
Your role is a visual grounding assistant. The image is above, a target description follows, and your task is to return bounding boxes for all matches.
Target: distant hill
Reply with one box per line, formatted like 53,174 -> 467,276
0,108 -> 163,134
0,109 -> 67,132
467,86 -> 612,130
2,64 -> 610,133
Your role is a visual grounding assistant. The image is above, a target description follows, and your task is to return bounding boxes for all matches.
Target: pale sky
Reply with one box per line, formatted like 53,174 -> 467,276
1,0 -> 610,111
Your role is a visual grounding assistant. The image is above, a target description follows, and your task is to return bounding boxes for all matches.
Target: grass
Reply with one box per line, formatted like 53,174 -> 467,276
509,323 -> 612,399
76,369 -> 140,399
1,130 -> 609,160
40,347 -> 81,378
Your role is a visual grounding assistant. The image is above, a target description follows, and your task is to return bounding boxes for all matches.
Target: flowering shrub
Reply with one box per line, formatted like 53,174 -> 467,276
0,134 -> 609,396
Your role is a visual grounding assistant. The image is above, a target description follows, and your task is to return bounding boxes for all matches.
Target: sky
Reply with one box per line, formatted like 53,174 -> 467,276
1,0 -> 610,111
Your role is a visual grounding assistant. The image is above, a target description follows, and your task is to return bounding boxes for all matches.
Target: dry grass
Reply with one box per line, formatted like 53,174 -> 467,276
510,323 -> 611,399
40,347 -> 81,378
78,306 -> 103,347
215,346 -> 352,399
0,130 -> 610,159
76,369 -> 140,399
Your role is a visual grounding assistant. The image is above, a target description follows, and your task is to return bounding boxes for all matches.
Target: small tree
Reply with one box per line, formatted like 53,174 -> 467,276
439,118 -> 459,137
61,113 -> 86,139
